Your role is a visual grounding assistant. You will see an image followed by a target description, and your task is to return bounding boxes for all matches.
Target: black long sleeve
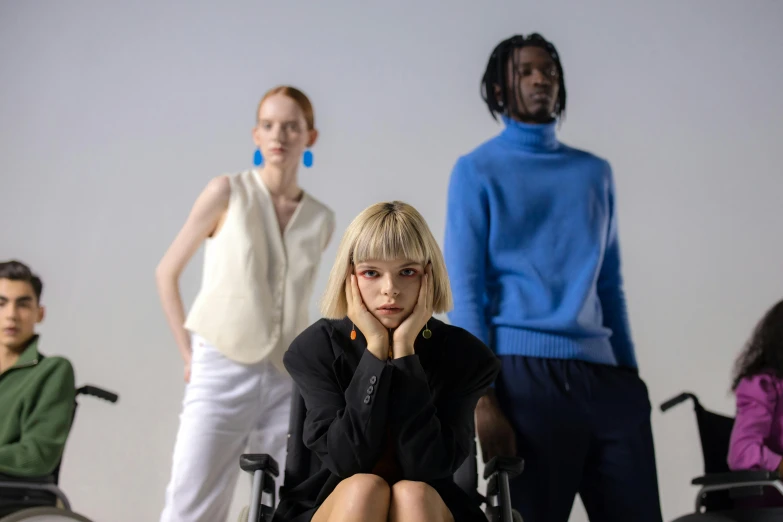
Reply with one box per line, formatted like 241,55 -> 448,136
283,324 -> 392,478
388,329 -> 500,481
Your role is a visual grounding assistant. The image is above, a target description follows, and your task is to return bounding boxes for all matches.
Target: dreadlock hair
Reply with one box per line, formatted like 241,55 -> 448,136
481,33 -> 567,122
731,298 -> 783,391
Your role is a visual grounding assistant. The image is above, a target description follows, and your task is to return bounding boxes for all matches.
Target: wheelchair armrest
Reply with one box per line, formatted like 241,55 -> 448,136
692,470 -> 781,487
241,454 -> 280,522
240,453 -> 279,478
76,385 -> 119,403
483,456 -> 524,480
483,457 -> 523,522
660,392 -> 698,412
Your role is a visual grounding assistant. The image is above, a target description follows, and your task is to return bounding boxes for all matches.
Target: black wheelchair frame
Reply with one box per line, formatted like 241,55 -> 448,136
661,391 -> 783,521
0,385 -> 119,518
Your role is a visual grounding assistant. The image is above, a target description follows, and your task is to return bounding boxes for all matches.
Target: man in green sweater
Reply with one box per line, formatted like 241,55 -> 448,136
0,260 -> 75,478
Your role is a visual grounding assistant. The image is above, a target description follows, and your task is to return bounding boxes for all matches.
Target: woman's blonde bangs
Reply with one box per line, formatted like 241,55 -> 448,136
319,201 -> 453,319
351,210 -> 429,266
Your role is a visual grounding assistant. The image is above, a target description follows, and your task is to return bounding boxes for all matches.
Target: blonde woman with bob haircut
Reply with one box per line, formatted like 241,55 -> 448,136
274,201 -> 500,522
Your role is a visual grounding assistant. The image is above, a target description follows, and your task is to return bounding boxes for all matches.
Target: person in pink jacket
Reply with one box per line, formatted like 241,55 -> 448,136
728,298 -> 783,507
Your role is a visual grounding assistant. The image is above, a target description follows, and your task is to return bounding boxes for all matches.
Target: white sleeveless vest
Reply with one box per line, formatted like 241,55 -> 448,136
184,169 -> 335,373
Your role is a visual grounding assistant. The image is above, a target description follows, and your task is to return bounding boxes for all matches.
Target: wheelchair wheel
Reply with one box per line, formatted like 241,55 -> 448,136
0,507 -> 93,521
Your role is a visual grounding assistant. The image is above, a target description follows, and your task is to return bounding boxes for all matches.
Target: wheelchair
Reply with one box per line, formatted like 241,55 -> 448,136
237,385 -> 524,521
661,392 -> 783,521
0,385 -> 119,521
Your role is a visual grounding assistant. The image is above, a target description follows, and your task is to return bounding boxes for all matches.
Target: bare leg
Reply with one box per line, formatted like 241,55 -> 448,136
312,473 -> 391,522
389,480 -> 454,522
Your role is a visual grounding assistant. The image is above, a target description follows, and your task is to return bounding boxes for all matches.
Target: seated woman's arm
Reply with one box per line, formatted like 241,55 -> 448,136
283,324 -> 392,479
0,358 -> 75,477
389,329 -> 500,481
728,374 -> 783,472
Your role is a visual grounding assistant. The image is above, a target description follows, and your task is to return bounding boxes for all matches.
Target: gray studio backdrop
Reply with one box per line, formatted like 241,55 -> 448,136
1,1 -> 782,520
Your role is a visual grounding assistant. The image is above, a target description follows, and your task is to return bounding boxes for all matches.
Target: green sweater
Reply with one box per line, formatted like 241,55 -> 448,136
0,336 -> 75,477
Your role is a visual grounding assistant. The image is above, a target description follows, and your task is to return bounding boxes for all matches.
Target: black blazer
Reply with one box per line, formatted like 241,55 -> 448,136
273,316 -> 500,522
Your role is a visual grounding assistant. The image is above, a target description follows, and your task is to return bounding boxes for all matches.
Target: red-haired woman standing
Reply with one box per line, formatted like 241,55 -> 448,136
156,86 -> 335,522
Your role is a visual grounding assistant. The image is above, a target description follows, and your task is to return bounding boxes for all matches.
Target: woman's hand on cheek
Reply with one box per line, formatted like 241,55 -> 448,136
345,273 -> 389,360
392,264 -> 433,357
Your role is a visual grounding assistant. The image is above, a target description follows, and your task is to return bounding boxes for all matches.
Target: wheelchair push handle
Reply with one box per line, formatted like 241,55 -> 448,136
660,391 -> 699,412
76,385 -> 119,403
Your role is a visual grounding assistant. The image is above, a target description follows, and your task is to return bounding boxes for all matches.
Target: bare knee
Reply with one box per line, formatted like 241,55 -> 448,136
391,480 -> 431,506
342,473 -> 391,507
314,474 -> 391,522
390,481 -> 453,521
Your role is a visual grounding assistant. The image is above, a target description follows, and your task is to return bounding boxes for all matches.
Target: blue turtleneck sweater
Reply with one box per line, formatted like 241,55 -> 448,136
444,116 -> 637,369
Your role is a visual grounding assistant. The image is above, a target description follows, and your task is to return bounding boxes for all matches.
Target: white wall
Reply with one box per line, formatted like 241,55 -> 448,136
2,1 -> 782,520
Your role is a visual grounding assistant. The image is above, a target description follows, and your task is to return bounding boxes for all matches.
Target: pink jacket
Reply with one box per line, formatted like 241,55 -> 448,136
728,373 -> 783,472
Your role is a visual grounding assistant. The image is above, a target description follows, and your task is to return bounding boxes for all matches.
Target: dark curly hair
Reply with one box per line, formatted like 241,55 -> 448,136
731,299 -> 783,391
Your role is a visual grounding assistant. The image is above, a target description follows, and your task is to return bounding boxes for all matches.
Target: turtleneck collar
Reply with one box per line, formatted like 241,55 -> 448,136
499,115 -> 560,152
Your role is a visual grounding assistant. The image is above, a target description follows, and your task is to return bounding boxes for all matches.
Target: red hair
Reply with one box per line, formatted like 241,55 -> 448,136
256,86 -> 315,130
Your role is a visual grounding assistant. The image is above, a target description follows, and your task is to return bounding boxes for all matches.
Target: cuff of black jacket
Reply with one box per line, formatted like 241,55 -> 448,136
346,349 -> 391,411
391,353 -> 428,380
388,355 -> 432,415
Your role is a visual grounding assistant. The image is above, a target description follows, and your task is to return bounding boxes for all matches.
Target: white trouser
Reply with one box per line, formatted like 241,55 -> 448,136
160,334 -> 292,522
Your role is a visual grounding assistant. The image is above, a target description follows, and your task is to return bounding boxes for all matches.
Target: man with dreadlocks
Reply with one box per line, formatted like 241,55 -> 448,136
443,33 -> 663,521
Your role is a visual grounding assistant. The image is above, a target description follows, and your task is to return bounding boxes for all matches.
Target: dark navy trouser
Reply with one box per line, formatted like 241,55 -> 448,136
494,355 -> 663,522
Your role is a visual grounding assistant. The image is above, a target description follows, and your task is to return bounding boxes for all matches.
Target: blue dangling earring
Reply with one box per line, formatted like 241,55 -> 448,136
253,148 -> 263,167
302,149 -> 313,168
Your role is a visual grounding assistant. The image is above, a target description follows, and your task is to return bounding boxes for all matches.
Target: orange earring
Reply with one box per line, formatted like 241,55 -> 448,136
350,324 -> 357,340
